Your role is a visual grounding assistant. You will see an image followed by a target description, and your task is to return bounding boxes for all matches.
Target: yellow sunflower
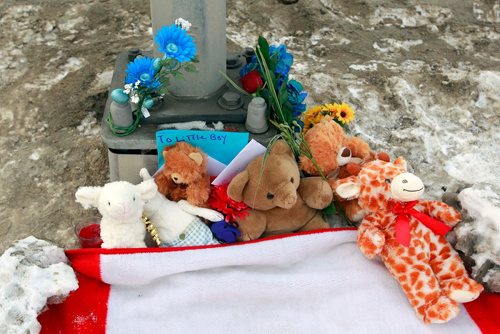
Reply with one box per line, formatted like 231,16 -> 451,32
303,105 -> 329,131
335,102 -> 355,124
324,102 -> 355,125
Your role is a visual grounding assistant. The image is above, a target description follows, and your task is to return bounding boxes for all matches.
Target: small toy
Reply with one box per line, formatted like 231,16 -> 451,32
333,158 -> 483,323
209,221 -> 241,244
75,180 -> 157,249
299,116 -> 389,223
154,142 -> 211,206
227,140 -> 333,241
140,168 -> 222,247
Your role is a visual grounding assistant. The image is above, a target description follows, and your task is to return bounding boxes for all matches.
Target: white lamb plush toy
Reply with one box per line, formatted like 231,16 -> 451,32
75,180 -> 157,249
140,168 -> 223,247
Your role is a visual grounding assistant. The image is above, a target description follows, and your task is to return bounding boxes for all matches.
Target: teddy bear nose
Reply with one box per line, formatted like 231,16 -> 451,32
171,173 -> 182,184
283,193 -> 297,208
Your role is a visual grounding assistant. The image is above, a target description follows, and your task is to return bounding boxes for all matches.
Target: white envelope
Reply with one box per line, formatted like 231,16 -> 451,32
212,139 -> 267,186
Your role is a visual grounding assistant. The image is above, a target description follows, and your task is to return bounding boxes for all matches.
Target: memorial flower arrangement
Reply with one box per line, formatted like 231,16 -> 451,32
221,38 -> 328,188
107,18 -> 198,136
302,102 -> 355,131
227,38 -> 307,129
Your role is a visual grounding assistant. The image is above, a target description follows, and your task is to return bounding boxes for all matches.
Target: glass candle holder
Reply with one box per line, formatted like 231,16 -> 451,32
75,218 -> 103,248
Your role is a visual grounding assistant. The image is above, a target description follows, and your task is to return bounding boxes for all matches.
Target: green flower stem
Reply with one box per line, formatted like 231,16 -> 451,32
255,45 -> 286,124
106,98 -> 144,137
219,71 -> 252,96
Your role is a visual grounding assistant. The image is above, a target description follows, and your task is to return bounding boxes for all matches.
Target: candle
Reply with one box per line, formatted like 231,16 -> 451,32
75,218 -> 103,248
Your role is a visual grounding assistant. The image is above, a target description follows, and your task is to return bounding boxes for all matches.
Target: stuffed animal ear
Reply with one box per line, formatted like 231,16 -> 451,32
136,180 -> 158,201
227,170 -> 249,202
334,176 -> 361,200
139,168 -> 152,181
269,140 -> 293,158
162,145 -> 177,161
188,152 -> 203,166
394,157 -> 407,171
75,186 -> 102,209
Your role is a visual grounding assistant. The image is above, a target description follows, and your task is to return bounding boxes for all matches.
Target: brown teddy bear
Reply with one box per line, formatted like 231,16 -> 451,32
154,142 -> 211,206
227,140 -> 333,241
299,116 -> 389,223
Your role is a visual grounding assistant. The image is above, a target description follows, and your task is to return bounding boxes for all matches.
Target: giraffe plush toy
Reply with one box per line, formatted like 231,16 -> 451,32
333,157 -> 483,324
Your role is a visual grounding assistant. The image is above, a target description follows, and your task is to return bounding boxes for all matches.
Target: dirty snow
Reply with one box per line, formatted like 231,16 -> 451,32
455,185 -> 500,291
0,237 -> 78,334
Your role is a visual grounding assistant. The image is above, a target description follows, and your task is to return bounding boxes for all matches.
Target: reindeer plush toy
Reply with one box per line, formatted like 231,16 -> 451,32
333,157 -> 483,324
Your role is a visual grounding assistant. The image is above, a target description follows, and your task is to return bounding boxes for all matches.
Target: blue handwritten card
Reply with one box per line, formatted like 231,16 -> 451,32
156,130 -> 250,168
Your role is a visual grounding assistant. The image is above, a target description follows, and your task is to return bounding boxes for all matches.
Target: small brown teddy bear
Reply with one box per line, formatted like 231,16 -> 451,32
299,116 -> 389,223
154,142 -> 211,206
227,140 -> 333,241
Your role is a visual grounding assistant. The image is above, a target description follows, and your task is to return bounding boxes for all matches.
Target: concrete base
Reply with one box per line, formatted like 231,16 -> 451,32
108,149 -> 158,183
101,50 -> 278,182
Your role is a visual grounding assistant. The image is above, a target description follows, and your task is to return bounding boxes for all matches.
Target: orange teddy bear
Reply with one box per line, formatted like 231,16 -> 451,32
154,142 -> 211,206
299,116 -> 389,222
333,158 -> 483,323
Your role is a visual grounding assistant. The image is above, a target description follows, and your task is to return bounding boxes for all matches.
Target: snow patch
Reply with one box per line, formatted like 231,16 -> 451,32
473,1 -> 500,23
0,43 -> 28,87
90,70 -> 114,93
349,60 -> 398,72
25,57 -> 85,91
0,237 -> 78,334
0,108 -> 14,127
373,38 -> 423,53
369,5 -> 453,27
309,73 -> 336,95
349,63 -> 378,72
473,71 -> 500,108
77,113 -> 100,137
157,121 -> 224,131
310,28 -> 350,46
58,17 -> 86,32
29,152 -> 40,161
444,139 -> 500,187
440,26 -> 500,52
455,185 -> 500,290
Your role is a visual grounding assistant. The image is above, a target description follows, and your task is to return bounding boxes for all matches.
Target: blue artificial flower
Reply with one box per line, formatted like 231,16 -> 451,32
125,56 -> 160,90
154,25 -> 197,63
294,119 -> 305,133
287,80 -> 307,118
239,55 -> 258,78
239,45 -> 293,87
270,45 -> 293,85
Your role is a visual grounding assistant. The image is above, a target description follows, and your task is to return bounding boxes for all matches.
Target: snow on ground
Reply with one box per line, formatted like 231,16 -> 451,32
0,237 -> 77,334
455,185 -> 500,291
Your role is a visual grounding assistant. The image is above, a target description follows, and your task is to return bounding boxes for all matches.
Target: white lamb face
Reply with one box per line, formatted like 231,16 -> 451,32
391,172 -> 425,202
98,182 -> 145,220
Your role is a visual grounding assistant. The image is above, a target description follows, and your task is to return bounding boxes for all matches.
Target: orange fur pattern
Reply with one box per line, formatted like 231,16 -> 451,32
300,117 -> 389,223
334,159 -> 483,324
154,142 -> 211,206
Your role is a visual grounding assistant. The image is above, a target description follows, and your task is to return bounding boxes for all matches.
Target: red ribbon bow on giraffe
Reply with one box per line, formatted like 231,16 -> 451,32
392,200 -> 452,247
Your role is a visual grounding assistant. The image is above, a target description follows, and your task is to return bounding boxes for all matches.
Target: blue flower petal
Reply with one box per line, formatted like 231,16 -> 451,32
155,25 -> 196,63
125,56 -> 160,90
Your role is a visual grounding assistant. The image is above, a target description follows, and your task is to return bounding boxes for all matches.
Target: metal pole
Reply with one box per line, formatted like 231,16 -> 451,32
150,0 -> 227,99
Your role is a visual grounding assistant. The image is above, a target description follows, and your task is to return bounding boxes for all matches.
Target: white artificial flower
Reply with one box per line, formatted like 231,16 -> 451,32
134,80 -> 141,88
175,17 -> 192,31
131,94 -> 140,104
124,83 -> 133,94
